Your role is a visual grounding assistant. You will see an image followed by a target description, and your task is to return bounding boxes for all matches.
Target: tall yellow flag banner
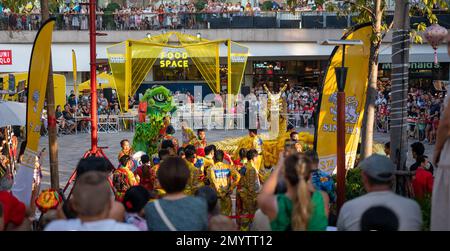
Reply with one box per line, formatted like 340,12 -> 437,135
72,49 -> 77,95
11,19 -> 55,206
314,24 -> 372,174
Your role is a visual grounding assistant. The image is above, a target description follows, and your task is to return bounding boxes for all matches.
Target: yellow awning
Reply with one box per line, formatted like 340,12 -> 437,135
77,72 -> 116,93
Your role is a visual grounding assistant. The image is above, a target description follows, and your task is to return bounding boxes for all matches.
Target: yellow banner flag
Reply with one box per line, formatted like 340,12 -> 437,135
11,19 -> 55,206
72,49 -> 77,95
315,24 -> 372,174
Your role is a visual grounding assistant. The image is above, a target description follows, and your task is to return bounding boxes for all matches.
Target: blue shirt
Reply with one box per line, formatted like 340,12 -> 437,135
145,196 -> 208,231
312,169 -> 336,203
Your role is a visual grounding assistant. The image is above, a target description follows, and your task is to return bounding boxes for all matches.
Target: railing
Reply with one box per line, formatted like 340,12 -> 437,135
2,11 -> 450,31
0,11 -> 374,31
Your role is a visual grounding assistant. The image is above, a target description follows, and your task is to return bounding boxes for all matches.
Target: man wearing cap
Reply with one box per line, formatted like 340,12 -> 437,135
337,154 -> 422,231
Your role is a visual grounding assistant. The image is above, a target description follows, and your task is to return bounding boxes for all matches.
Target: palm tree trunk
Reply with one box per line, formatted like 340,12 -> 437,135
41,0 -> 60,190
390,0 -> 411,196
360,0 -> 383,159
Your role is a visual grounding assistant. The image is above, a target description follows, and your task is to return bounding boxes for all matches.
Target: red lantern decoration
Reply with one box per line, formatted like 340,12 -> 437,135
424,24 -> 448,64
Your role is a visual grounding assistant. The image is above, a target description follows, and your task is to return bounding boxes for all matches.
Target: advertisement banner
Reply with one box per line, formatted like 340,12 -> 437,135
0,50 -> 12,65
11,19 -> 55,206
315,24 -> 372,174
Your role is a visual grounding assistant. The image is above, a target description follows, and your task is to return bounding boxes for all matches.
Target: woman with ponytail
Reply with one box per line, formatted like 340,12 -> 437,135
257,152 -> 329,231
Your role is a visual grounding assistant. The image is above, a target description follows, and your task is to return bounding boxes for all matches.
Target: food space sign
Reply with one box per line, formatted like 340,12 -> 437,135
0,50 -> 12,65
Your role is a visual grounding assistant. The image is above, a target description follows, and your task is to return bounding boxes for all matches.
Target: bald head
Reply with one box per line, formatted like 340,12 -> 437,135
72,171 -> 111,217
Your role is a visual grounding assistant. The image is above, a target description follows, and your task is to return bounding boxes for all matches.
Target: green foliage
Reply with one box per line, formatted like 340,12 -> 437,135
194,0 -> 208,11
2,0 -> 28,12
315,0 -> 325,7
261,1 -> 274,11
48,0 -> 63,13
286,0 -> 447,45
103,3 -> 121,30
106,2 -> 121,11
103,10 -> 116,30
416,194 -> 432,231
333,167 -> 366,200
345,168 -> 366,200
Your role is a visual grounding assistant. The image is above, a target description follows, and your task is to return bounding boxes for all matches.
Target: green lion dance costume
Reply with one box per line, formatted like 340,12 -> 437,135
132,86 -> 176,156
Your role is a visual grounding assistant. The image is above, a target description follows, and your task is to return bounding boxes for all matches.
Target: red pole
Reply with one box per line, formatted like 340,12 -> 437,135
336,91 -> 346,212
89,0 -> 98,153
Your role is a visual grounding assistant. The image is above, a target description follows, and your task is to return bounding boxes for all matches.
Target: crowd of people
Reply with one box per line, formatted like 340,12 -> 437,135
2,114 -> 443,231
251,84 -> 320,128
0,0 -> 325,31
40,90 -> 137,135
375,80 -> 446,146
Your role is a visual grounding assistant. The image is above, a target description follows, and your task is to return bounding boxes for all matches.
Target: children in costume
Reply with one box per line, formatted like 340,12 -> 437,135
113,155 -> 139,201
237,149 -> 261,230
207,150 -> 240,216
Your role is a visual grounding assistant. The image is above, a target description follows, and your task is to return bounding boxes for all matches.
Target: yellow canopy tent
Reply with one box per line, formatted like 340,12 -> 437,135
77,72 -> 116,94
1,72 -> 66,108
106,32 -> 249,112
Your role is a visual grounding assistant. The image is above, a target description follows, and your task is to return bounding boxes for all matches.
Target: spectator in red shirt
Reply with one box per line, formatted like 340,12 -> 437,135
412,155 -> 434,200
0,175 -> 30,231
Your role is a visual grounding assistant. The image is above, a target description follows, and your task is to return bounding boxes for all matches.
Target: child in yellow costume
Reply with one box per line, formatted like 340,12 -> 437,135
190,129 -> 208,149
181,121 -> 197,148
152,149 -> 171,198
234,148 -> 247,228
247,129 -> 264,172
207,150 -> 240,216
202,145 -> 216,185
237,149 -> 261,231
183,147 -> 205,195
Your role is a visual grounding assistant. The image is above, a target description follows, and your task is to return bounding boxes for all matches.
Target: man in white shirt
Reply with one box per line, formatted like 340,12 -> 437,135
45,171 -> 138,231
337,154 -> 422,231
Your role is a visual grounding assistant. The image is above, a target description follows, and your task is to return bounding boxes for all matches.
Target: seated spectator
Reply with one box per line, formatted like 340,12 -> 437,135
0,175 -> 30,231
135,154 -> 156,192
337,154 -> 422,231
195,186 -> 237,231
111,103 -> 121,115
195,186 -> 219,217
360,206 -> 399,231
258,153 -> 329,231
161,139 -> 177,156
62,104 -> 76,133
76,156 -> 114,178
412,155 -> 434,200
113,155 -> 139,201
45,171 -> 138,231
123,186 -> 151,231
55,105 -> 66,130
118,139 -> 134,162
108,200 -> 126,222
98,93 -> 109,111
144,156 -> 208,231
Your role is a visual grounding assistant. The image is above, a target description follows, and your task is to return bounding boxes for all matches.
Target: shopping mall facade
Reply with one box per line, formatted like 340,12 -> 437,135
1,13 -> 449,96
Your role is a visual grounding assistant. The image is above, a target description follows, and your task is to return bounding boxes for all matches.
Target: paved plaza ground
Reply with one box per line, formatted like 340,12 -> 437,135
38,128 -> 435,190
